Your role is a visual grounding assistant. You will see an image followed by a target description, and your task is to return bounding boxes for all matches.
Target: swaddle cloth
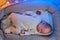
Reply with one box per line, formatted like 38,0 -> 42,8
2,10 -> 53,35
14,10 -> 53,35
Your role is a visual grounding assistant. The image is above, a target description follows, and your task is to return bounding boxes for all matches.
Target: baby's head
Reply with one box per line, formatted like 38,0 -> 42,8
37,21 -> 52,34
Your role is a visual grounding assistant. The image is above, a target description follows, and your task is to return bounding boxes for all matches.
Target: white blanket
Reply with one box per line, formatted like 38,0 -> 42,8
2,10 -> 53,35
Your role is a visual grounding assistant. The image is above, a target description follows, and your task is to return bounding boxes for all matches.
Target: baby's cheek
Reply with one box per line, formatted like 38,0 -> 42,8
37,26 -> 42,33
42,28 -> 51,34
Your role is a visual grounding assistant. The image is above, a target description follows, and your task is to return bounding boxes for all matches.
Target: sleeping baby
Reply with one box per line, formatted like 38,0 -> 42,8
2,10 -> 52,36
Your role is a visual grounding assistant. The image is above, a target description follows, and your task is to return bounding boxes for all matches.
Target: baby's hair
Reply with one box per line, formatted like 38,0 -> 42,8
37,21 -> 52,28
37,21 -> 52,33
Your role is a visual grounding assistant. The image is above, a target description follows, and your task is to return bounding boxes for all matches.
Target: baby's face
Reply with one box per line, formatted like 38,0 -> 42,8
37,22 -> 51,34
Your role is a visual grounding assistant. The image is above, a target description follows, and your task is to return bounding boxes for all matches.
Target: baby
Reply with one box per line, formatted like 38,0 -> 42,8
37,21 -> 51,34
3,10 -> 52,36
19,21 -> 51,36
